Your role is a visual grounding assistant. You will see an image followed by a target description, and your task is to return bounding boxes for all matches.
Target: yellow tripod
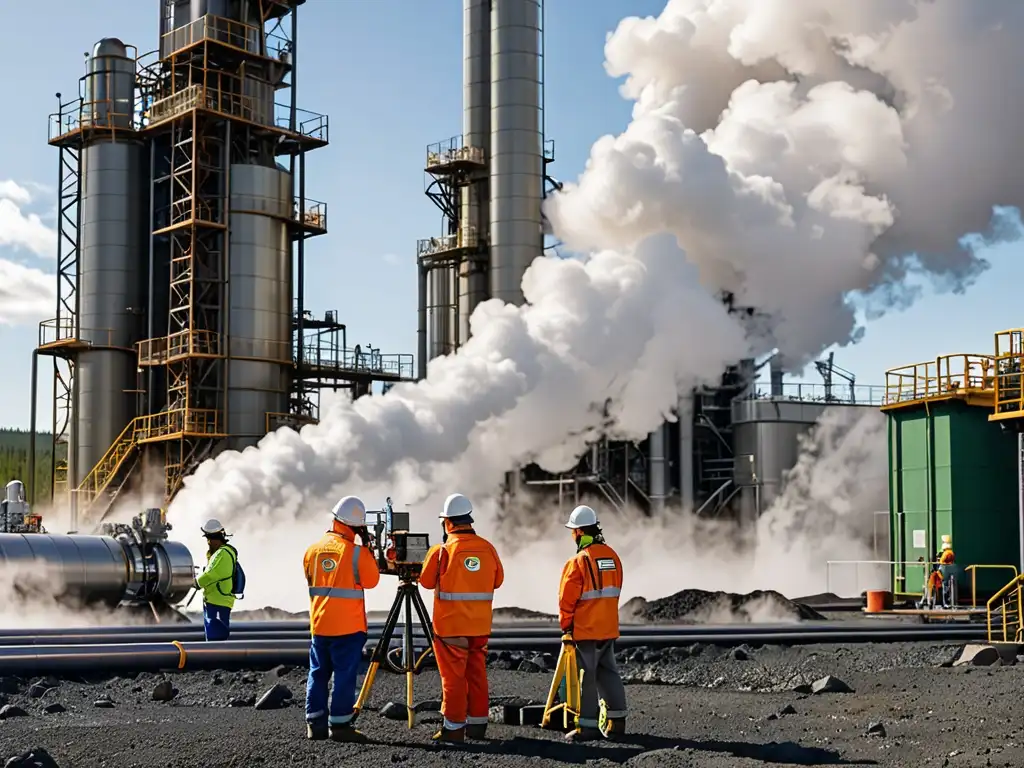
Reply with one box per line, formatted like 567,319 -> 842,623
540,642 -> 581,730
352,579 -> 434,729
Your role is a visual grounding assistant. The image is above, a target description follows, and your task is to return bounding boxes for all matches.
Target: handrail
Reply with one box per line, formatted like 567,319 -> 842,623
884,353 -> 995,406
74,418 -> 140,505
986,573 -> 1024,643
965,564 -> 1019,608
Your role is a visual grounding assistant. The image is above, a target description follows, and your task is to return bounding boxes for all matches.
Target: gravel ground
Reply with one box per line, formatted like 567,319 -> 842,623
1,639 -> 1021,768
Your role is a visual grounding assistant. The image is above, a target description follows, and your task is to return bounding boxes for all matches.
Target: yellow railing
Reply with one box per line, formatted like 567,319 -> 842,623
986,573 -> 1024,643
966,564 -> 1019,608
416,227 -> 480,258
882,354 -> 995,407
992,329 -> 1024,419
137,330 -> 223,366
134,408 -> 224,442
38,319 -> 122,350
161,14 -> 261,59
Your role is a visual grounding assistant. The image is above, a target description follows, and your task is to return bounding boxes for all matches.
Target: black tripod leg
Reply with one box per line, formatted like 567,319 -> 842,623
353,588 -> 404,720
411,587 -> 435,670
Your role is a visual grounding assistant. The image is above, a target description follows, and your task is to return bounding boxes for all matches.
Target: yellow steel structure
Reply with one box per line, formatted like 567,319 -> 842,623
989,329 -> 1024,422
986,572 -> 1024,643
881,353 -> 995,411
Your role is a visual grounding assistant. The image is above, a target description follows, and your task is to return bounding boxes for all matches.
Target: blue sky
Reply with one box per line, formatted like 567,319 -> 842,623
0,0 -> 1021,430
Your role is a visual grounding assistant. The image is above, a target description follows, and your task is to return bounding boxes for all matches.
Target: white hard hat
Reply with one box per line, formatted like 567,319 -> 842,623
332,495 -> 366,526
440,493 -> 473,519
201,518 -> 226,536
565,505 -> 598,529
941,541 -> 952,550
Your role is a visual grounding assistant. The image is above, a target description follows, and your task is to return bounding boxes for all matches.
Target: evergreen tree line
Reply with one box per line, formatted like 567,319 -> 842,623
0,430 -> 57,501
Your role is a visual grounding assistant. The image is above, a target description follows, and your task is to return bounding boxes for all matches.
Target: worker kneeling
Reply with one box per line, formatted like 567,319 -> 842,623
419,493 -> 504,744
303,495 -> 381,742
559,505 -> 628,742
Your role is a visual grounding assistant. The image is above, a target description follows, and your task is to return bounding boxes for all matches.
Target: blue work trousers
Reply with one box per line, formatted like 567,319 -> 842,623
203,603 -> 232,641
305,632 -> 367,726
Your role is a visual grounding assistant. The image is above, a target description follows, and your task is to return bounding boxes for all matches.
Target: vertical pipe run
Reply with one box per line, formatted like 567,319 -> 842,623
1018,431 -> 1024,573
417,260 -> 428,380
648,424 -> 667,514
678,395 -> 695,513
489,0 -> 543,306
29,351 -> 39,504
459,0 -> 491,348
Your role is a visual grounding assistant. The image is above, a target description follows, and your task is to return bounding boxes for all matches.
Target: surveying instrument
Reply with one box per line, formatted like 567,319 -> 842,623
352,498 -> 435,729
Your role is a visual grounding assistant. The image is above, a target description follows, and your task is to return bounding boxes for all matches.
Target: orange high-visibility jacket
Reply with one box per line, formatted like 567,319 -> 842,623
304,526 -> 381,637
420,528 -> 504,638
559,541 -> 623,641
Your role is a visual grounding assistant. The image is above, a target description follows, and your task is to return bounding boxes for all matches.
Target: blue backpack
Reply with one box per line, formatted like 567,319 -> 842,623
221,545 -> 246,599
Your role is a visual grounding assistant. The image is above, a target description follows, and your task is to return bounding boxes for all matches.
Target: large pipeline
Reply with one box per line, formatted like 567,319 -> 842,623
0,624 -> 990,675
0,620 -> 985,646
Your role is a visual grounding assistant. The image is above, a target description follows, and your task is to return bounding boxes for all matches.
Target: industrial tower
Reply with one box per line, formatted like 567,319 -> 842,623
33,0 -> 413,531
416,0 -> 560,368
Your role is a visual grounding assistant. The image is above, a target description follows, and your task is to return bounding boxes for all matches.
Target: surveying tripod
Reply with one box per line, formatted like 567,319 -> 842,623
353,574 -> 435,729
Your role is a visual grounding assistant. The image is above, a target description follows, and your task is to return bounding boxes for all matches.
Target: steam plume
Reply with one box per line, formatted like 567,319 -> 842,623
171,1 -> 1020,607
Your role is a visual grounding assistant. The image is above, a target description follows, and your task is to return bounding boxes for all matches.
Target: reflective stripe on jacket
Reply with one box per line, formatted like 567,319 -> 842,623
303,526 -> 381,636
558,541 -> 622,641
196,545 -> 237,610
419,528 -> 504,637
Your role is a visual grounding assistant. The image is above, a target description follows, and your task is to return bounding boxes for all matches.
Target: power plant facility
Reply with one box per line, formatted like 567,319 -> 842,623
31,0 -> 414,531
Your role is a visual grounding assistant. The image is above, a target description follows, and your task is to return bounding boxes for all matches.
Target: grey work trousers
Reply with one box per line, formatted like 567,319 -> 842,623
575,640 -> 628,729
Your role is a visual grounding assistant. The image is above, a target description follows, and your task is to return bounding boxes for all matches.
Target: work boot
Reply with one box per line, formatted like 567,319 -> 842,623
565,727 -> 603,743
465,723 -> 488,740
432,726 -> 466,744
603,718 -> 626,740
306,722 -> 328,741
330,724 -> 369,743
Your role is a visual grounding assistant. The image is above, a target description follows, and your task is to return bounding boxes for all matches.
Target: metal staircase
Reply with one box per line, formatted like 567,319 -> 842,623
72,418 -> 141,527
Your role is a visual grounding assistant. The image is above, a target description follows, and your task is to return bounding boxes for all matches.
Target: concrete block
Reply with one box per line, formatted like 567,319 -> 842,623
954,644 -> 1000,667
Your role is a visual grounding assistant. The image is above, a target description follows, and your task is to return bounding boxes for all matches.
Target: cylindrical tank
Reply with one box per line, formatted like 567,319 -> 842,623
458,0 -> 492,347
428,267 -> 455,359
489,0 -> 544,306
648,425 -> 668,514
226,164 -> 292,451
677,395 -> 695,513
0,533 -> 194,606
75,39 -> 147,487
731,398 -> 827,522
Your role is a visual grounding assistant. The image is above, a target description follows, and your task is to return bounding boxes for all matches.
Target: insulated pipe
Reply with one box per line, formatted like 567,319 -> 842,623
0,620 -> 984,644
0,624 -> 988,675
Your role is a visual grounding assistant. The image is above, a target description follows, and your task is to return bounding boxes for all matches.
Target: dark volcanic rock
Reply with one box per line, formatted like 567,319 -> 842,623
619,589 -> 826,624
254,684 -> 292,711
151,680 -> 177,702
3,747 -> 60,768
380,701 -> 408,721
0,704 -> 28,719
41,704 -> 66,715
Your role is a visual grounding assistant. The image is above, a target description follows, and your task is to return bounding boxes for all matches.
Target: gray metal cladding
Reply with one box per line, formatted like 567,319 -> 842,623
489,0 -> 543,306
85,39 -> 135,130
458,0 -> 492,351
76,140 -> 148,485
0,533 -> 131,606
428,267 -> 455,359
226,164 -> 291,449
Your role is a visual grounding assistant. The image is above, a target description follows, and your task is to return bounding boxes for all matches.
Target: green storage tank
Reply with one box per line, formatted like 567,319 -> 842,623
887,400 -> 1020,597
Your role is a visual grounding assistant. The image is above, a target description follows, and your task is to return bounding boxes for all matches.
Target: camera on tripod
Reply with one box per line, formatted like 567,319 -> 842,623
364,497 -> 431,580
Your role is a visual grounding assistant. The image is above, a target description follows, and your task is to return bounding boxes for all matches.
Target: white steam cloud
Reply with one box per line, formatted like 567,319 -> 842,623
171,1 -> 1019,609
0,179 -> 57,325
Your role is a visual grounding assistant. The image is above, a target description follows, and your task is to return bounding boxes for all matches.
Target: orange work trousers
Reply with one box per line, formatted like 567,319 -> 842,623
433,635 -> 489,729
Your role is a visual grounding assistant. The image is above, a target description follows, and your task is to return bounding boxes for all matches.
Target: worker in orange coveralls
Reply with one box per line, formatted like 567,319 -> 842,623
303,495 -> 381,743
419,493 -> 504,744
559,504 -> 628,743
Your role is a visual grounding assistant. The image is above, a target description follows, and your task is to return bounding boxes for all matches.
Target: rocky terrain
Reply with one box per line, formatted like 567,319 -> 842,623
0,639 -> 1021,767
619,589 -> 826,624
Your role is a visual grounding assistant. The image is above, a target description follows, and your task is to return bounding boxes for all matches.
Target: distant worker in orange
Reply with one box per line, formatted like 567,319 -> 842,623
303,495 -> 381,743
938,536 -> 957,607
559,504 -> 628,743
419,493 -> 504,744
